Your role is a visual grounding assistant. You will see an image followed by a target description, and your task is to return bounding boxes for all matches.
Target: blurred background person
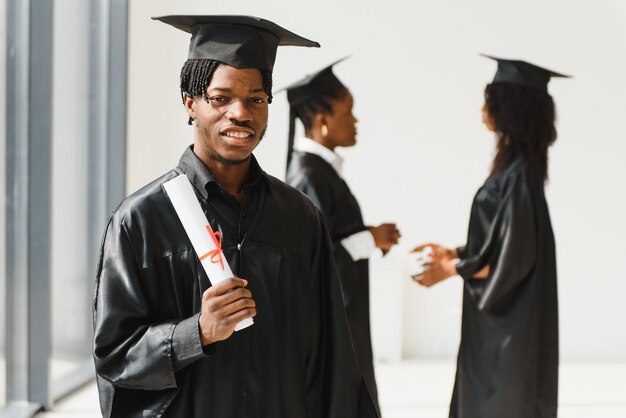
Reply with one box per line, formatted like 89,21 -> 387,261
285,58 -> 401,416
412,55 -> 569,418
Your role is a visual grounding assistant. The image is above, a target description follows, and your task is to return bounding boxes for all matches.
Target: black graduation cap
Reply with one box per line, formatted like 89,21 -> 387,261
282,57 -> 350,168
152,15 -> 320,72
283,56 -> 349,106
482,54 -> 571,91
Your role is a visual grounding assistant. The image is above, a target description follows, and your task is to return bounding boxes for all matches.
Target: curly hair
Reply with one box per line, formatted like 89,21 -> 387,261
485,83 -> 557,181
179,59 -> 273,125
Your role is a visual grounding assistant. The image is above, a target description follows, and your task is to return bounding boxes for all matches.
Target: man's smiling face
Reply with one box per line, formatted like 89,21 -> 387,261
189,64 -> 269,165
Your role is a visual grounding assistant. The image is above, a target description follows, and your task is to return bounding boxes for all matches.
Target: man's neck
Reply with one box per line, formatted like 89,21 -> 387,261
195,150 -> 251,202
211,160 -> 250,201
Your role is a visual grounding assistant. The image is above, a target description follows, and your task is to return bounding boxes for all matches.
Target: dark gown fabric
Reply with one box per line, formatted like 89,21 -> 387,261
93,146 -> 377,418
286,150 -> 380,416
450,159 -> 559,418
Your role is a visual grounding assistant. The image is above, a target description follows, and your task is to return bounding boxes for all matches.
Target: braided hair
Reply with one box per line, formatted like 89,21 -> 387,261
286,85 -> 349,167
291,85 -> 348,135
180,59 -> 274,125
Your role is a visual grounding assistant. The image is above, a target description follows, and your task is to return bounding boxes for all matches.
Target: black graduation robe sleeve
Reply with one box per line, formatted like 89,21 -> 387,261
455,174 -> 537,313
93,212 -> 206,392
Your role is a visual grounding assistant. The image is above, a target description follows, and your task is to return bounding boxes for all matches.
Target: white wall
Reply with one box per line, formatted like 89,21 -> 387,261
127,0 -> 626,362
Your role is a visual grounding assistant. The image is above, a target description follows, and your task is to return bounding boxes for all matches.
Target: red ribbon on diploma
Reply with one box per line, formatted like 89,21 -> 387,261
199,224 -> 224,271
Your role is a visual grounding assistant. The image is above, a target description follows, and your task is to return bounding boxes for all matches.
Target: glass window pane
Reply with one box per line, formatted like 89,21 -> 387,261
50,0 -> 92,383
0,0 -> 7,409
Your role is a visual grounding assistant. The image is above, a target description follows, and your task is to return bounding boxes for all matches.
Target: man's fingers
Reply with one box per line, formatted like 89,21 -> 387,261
207,287 -> 254,312
203,277 -> 254,312
226,306 -> 257,324
204,277 -> 248,298
220,286 -> 253,305
219,296 -> 257,318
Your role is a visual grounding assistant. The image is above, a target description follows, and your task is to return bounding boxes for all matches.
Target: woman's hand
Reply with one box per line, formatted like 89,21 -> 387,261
368,223 -> 401,255
473,265 -> 490,279
409,242 -> 459,287
412,257 -> 458,287
410,242 -> 457,262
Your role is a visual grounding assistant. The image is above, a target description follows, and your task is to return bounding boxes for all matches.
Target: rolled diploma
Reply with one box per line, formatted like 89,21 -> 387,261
406,246 -> 434,276
163,174 -> 253,331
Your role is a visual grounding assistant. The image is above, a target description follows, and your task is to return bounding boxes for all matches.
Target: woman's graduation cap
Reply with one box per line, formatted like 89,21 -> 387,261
482,54 -> 571,92
284,56 -> 349,106
281,57 -> 349,166
152,15 -> 320,72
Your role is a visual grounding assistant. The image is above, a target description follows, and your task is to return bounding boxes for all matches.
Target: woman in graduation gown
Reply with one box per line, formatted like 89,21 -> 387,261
413,55 -> 569,418
284,59 -> 401,416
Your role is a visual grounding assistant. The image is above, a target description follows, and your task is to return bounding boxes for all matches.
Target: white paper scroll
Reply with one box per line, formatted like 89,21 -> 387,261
163,174 -> 253,331
406,246 -> 434,277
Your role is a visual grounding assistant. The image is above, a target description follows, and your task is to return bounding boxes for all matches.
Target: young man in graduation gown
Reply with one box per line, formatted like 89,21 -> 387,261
284,60 -> 401,416
413,55 -> 566,418
92,16 -> 378,418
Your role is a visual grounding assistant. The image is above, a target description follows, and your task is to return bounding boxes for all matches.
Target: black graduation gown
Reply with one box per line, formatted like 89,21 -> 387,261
93,147 -> 377,418
450,159 -> 559,418
286,150 -> 380,416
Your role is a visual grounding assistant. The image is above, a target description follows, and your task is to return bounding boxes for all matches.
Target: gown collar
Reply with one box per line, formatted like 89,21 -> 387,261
178,145 -> 264,201
293,137 -> 344,176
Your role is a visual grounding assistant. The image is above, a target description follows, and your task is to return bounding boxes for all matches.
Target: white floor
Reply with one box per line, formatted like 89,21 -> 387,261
35,361 -> 626,418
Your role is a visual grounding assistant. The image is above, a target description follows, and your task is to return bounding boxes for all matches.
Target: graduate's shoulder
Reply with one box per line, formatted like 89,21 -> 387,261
484,159 -> 543,202
501,159 -> 543,188
98,170 -> 184,268
290,151 -> 333,172
263,172 -> 324,220
256,173 -> 328,252
287,152 -> 337,182
483,158 -> 531,183
111,169 -> 179,227
286,154 -> 341,199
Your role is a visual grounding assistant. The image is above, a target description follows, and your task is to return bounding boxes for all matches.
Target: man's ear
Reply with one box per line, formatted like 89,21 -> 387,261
183,93 -> 196,118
